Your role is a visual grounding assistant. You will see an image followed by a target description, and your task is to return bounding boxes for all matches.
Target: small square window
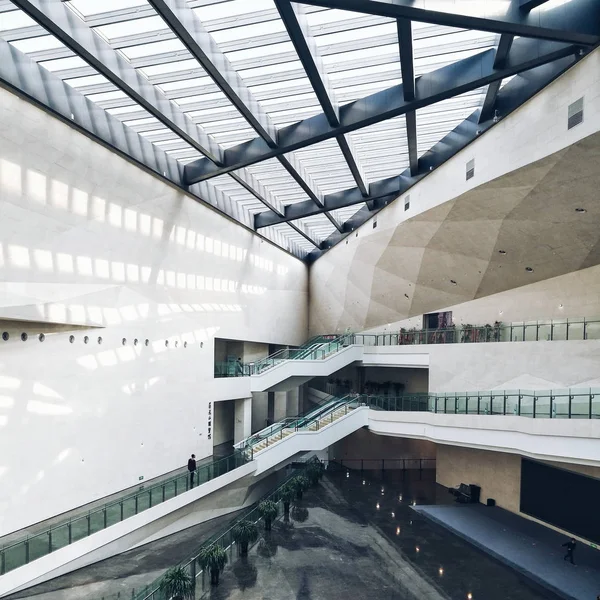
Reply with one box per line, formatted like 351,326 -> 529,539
568,97 -> 583,130
466,159 -> 475,181
404,195 -> 410,211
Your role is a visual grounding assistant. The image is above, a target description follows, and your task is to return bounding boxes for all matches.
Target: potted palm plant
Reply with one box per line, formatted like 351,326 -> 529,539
231,519 -> 259,556
292,475 -> 309,500
160,566 -> 194,599
306,462 -> 324,487
258,500 -> 278,531
279,483 -> 296,518
198,545 -> 228,586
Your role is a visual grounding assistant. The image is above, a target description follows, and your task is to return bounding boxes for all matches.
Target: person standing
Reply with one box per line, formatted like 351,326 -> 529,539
562,538 -> 576,565
188,453 -> 197,488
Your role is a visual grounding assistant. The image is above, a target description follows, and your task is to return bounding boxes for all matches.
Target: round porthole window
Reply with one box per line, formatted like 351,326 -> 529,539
134,338 -> 139,346
97,336 -> 103,345
21,332 -> 28,342
84,336 -> 89,344
39,333 -> 45,342
2,332 -> 9,341
122,338 -> 127,346
145,339 -> 149,347
69,335 -> 75,344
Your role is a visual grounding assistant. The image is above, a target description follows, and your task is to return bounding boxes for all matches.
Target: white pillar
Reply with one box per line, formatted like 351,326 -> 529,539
251,392 -> 268,433
234,397 -> 252,444
274,391 -> 287,422
287,387 -> 299,416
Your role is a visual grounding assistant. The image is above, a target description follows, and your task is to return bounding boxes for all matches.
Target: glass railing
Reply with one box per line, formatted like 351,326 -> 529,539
127,459 -> 318,600
235,395 -> 359,457
354,317 -> 600,347
365,388 -> 600,419
0,451 -> 249,577
215,318 -> 600,379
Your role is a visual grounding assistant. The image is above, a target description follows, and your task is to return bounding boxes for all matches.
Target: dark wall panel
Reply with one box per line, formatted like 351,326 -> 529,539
520,458 -> 600,544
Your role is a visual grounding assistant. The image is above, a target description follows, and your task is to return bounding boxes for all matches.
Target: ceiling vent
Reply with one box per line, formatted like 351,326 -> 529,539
466,159 -> 475,181
568,97 -> 584,130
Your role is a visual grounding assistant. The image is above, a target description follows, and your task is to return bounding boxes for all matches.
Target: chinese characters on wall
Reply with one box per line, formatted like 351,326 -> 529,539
207,402 -> 212,440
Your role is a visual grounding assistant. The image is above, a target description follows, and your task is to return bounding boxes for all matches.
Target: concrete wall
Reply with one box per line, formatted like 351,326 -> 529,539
436,445 -> 600,527
363,263 -> 600,334
330,429 -> 437,468
426,339 -> 600,392
309,49 -> 600,335
0,84 -> 308,536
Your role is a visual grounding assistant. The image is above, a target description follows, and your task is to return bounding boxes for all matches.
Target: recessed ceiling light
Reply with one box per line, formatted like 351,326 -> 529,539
498,250 -> 506,254
525,267 -> 534,272
575,208 -> 586,213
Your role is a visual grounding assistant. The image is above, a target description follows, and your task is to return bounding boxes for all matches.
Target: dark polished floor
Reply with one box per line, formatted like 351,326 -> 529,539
199,468 -> 560,600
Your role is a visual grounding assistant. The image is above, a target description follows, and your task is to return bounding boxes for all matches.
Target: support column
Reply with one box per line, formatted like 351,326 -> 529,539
234,397 -> 252,444
274,391 -> 287,422
287,387 -> 299,416
251,392 -> 268,433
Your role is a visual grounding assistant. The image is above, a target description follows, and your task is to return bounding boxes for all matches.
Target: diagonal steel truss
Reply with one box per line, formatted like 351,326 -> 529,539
2,0 -> 598,261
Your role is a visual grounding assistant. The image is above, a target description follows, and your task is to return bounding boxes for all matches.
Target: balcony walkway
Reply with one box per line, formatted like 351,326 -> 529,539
413,504 -> 600,600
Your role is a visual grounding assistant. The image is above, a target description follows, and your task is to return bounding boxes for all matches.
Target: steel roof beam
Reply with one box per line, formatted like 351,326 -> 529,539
306,53 -> 579,261
479,34 -> 514,124
186,37 -> 578,185
11,0 -> 223,165
148,0 -> 333,233
275,0 -> 368,198
0,38 -> 313,257
12,0 -> 290,220
397,18 -> 418,177
299,0 -> 600,46
519,0 -> 550,11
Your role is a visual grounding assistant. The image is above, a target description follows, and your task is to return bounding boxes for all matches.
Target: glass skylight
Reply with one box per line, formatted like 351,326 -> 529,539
0,0 -> 555,259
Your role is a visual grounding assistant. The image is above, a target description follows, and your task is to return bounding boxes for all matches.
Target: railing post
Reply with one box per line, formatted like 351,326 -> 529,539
550,395 -> 553,418
25,539 -> 29,564
1,549 -> 5,575
518,395 -> 522,416
533,397 -> 537,418
477,395 -> 481,415
48,530 -> 52,553
120,502 -> 124,521
87,514 -> 91,536
589,393 -> 593,419
569,395 -> 573,419
68,522 -> 72,544
135,495 -> 139,514
103,507 -> 107,529
503,394 -> 507,416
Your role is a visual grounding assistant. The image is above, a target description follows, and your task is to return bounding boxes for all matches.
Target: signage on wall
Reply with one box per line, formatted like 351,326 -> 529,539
208,402 -> 212,440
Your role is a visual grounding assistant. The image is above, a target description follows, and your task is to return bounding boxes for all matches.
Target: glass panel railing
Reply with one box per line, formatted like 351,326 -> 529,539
0,451 -> 249,576
360,388 -> 596,419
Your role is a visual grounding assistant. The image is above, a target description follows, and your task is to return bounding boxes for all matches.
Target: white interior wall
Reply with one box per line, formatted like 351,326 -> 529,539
0,84 -> 308,536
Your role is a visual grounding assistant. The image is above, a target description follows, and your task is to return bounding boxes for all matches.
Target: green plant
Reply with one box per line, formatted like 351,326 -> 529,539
278,483 -> 296,516
232,519 -> 259,556
258,500 -> 278,531
198,545 -> 228,586
306,462 -> 324,487
160,566 -> 194,600
292,475 -> 309,500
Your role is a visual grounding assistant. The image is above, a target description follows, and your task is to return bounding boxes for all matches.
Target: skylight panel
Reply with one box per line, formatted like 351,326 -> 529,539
140,58 -> 198,77
93,16 -> 165,41
38,55 -> 88,72
120,39 -> 188,60
193,0 -> 275,22
10,35 -> 64,54
245,159 -> 310,206
0,8 -> 35,31
67,0 -> 147,17
64,74 -> 112,89
315,22 -> 397,46
210,18 -> 286,44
